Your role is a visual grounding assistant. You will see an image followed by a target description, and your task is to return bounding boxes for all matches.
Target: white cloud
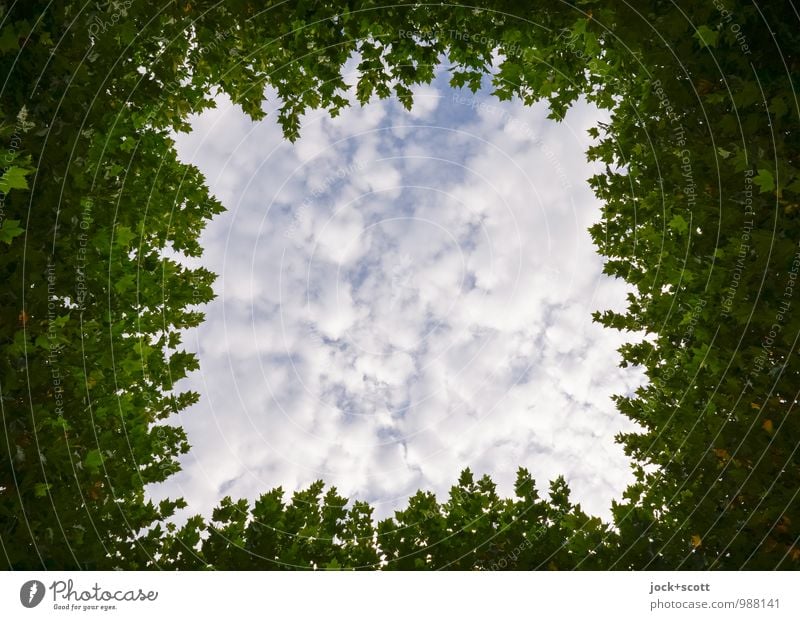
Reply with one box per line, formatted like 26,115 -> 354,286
150,77 -> 646,524
407,84 -> 441,119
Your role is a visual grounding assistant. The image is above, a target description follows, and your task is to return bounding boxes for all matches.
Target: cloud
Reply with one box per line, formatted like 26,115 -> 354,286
149,75 -> 646,523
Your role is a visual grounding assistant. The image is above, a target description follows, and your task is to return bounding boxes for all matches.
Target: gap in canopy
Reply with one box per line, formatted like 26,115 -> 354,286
149,68 -> 646,521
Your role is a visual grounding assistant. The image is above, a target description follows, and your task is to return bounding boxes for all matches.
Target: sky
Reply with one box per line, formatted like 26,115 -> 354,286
149,67 -> 647,521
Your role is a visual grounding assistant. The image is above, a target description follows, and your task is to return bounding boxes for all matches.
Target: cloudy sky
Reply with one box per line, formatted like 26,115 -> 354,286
149,67 -> 646,521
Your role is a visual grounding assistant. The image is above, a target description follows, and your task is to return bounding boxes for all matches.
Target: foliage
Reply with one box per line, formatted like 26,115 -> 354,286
0,0 -> 797,569
151,468 -> 605,570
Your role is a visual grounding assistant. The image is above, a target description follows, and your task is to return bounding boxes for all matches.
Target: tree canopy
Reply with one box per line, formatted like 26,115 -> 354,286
1,0 -> 798,569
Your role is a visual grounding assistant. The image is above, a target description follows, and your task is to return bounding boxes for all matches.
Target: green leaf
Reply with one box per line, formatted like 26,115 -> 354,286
753,169 -> 775,193
668,214 -> 689,234
694,25 -> 719,48
769,96 -> 788,119
0,165 -> 33,193
114,273 -> 136,294
114,225 -> 136,248
34,483 -> 52,497
84,449 -> 104,473
0,219 -> 24,244
0,26 -> 18,53
52,313 -> 70,329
